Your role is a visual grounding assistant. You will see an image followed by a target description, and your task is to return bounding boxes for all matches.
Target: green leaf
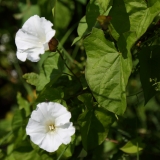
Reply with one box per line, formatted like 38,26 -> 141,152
109,0 -> 160,49
17,92 -> 30,116
78,107 -> 114,150
72,16 -> 88,45
22,73 -> 39,86
0,121 -> 12,146
77,16 -> 88,37
73,0 -> 112,45
50,75 -> 82,100
53,0 -> 74,37
36,87 -> 64,103
84,28 -> 132,115
78,93 -> 93,109
96,0 -> 110,11
120,138 -> 145,154
23,52 -> 64,91
13,150 -> 41,160
86,0 -> 100,31
12,109 -> 26,134
108,0 -> 130,41
138,45 -> 160,104
13,140 -> 41,160
56,135 -> 76,159
35,75 -> 82,108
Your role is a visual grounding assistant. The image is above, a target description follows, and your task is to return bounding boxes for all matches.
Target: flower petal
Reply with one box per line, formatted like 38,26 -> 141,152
31,102 -> 50,122
55,112 -> 71,125
48,102 -> 71,122
56,123 -> 75,144
30,133 -> 46,146
26,119 -> 46,145
41,17 -> 56,42
16,50 -> 28,62
22,15 -> 46,42
26,47 -> 45,62
15,29 -> 41,50
40,132 -> 62,152
26,118 -> 46,134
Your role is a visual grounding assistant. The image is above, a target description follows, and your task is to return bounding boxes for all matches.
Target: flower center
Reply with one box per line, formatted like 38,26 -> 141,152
48,124 -> 55,131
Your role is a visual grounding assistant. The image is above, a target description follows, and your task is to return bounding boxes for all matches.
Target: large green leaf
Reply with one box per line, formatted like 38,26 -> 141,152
138,45 -> 160,104
78,107 -> 114,150
109,0 -> 160,51
84,28 -> 131,115
23,52 -> 64,91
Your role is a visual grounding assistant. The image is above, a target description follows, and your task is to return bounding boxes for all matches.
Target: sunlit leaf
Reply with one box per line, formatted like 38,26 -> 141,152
23,52 -> 64,91
109,0 -> 160,50
72,16 -> 88,45
84,28 -> 131,115
120,138 -> 145,154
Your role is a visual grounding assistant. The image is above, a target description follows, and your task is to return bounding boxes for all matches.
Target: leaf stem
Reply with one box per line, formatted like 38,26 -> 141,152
57,48 -> 82,86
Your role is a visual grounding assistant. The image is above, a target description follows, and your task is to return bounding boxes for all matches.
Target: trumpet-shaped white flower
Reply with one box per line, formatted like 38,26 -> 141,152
15,15 -> 56,62
26,102 -> 75,152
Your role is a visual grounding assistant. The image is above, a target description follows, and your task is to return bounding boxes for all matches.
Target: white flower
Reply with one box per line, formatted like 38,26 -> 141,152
26,102 -> 75,152
15,15 -> 56,62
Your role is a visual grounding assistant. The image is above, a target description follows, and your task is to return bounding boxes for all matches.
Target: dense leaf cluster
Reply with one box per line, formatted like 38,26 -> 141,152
1,0 -> 160,159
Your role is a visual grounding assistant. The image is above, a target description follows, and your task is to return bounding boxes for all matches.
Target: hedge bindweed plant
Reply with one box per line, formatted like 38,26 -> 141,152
1,0 -> 160,159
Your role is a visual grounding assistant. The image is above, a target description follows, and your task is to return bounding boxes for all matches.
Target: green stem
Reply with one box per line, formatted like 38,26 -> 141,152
72,44 -> 79,59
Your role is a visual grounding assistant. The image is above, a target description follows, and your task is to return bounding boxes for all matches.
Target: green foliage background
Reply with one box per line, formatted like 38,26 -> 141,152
0,0 -> 160,159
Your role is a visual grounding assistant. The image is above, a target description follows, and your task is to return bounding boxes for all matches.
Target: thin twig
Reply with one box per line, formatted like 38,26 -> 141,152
106,138 -> 119,144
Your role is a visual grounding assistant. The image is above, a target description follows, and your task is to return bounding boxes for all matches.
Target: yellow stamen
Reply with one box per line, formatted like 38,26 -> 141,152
49,124 -> 55,131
